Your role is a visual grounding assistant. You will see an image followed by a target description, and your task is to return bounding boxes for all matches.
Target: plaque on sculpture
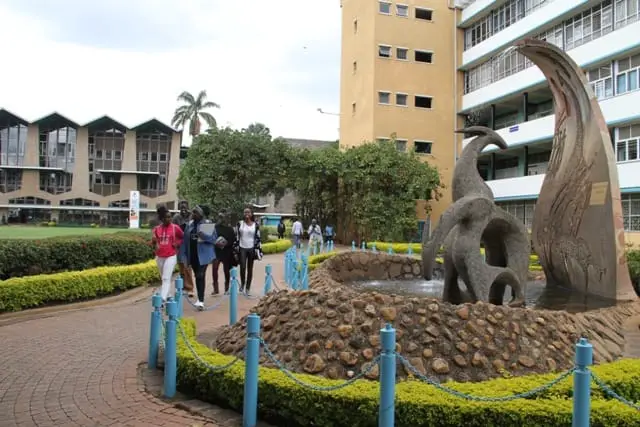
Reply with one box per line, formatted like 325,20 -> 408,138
515,39 -> 636,302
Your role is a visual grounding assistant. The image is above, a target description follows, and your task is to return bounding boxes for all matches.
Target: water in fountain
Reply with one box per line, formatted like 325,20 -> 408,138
351,274 -> 617,313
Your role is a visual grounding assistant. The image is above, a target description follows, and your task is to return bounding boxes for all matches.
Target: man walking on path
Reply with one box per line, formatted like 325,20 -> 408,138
292,217 -> 303,249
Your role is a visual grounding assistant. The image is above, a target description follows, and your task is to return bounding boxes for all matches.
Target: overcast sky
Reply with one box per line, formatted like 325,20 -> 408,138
0,0 -> 341,144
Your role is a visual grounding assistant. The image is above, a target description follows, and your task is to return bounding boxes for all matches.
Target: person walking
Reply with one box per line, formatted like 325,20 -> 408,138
308,218 -> 323,250
152,206 -> 183,303
179,206 -> 216,310
212,212 -> 236,295
236,207 -> 261,295
172,200 -> 195,298
324,223 -> 335,246
291,217 -> 303,249
277,218 -> 286,239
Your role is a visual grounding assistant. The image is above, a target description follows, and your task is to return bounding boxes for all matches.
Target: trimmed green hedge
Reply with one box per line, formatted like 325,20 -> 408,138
262,239 -> 293,254
0,232 -> 154,279
0,260 -> 158,312
176,319 -> 640,427
261,225 -> 293,239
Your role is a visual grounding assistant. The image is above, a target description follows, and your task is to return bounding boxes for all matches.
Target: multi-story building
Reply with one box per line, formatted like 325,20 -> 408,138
339,0 -> 461,234
340,0 -> 640,246
0,109 -> 182,226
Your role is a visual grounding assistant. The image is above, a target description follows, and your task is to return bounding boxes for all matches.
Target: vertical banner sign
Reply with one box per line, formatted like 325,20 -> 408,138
129,190 -> 140,229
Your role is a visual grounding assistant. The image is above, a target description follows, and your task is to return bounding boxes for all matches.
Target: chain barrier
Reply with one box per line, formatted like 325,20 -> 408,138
260,337 -> 381,392
396,354 -> 575,402
183,292 -> 230,311
240,291 -> 261,300
176,322 -> 241,372
592,373 -> 640,411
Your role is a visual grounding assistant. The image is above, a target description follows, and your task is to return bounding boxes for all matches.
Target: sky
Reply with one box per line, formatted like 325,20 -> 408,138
0,0 -> 342,144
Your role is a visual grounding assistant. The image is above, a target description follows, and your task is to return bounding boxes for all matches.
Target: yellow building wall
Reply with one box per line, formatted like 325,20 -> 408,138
339,0 -> 463,224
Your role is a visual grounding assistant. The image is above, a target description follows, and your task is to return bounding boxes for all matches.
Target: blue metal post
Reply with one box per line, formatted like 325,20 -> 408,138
351,240 -> 356,251
243,314 -> 261,427
301,254 -> 309,290
329,240 -> 334,251
407,245 -> 413,256
387,245 -> 393,255
264,264 -> 273,294
230,267 -> 238,324
174,275 -> 183,319
572,338 -> 593,427
379,324 -> 396,427
163,298 -> 178,398
148,293 -> 163,369
372,242 -> 377,253
361,241 -> 366,251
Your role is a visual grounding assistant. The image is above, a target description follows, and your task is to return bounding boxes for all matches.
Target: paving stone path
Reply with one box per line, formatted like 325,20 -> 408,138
0,253 -> 287,427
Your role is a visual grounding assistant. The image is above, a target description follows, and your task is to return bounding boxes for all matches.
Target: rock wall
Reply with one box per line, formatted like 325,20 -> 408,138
214,252 -> 640,382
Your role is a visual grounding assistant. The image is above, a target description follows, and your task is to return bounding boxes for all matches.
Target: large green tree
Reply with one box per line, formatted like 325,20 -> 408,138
291,139 -> 441,242
177,126 -> 294,220
171,90 -> 220,136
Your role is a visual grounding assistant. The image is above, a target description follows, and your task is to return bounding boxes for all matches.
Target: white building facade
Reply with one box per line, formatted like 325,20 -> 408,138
456,0 -> 640,246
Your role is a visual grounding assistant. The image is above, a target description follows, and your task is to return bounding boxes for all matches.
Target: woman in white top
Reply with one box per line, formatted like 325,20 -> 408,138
236,207 -> 260,294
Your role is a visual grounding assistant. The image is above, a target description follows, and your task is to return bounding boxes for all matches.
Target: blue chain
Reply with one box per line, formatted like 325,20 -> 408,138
177,322 -> 241,372
240,292 -> 261,300
183,292 -> 230,311
260,337 -> 380,391
592,373 -> 640,411
396,354 -> 575,402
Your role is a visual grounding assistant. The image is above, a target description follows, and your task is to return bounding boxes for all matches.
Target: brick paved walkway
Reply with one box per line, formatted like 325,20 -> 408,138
0,253 -> 288,427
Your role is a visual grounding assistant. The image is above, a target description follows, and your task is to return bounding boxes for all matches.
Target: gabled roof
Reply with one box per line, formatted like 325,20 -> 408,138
83,115 -> 129,133
32,112 -> 79,129
131,118 -> 177,135
0,108 -> 29,126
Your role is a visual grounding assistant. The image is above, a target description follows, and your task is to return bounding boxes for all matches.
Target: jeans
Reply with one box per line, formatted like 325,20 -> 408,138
212,257 -> 231,293
156,255 -> 177,301
293,234 -> 301,249
189,260 -> 209,303
239,247 -> 255,291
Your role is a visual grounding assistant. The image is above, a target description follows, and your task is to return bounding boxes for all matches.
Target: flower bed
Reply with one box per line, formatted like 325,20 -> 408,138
176,318 -> 640,427
0,260 -> 159,313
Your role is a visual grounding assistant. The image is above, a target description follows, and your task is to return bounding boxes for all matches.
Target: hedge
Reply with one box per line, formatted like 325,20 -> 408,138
261,225 -> 293,239
0,260 -> 159,313
176,319 -> 640,427
0,233 -> 154,279
262,239 -> 293,254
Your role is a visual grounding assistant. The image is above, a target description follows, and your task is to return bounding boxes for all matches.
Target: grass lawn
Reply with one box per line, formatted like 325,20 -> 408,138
0,226 -> 149,240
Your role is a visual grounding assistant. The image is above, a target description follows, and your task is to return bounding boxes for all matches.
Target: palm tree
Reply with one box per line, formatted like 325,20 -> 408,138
171,90 -> 220,136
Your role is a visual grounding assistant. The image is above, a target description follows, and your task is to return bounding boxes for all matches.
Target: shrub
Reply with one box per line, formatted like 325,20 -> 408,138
0,260 -> 159,312
176,319 -> 640,427
0,234 -> 154,280
262,239 -> 293,254
261,225 -> 292,239
627,248 -> 640,295
308,251 -> 338,271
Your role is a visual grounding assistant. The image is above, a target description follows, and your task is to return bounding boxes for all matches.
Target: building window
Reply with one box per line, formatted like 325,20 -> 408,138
396,93 -> 408,106
379,1 -> 391,14
39,172 -> 73,195
621,193 -> 640,231
415,50 -> 433,63
564,1 -> 613,51
587,64 -> 614,100
464,15 -> 492,49
378,45 -> 392,58
414,140 -> 432,154
0,123 -> 27,167
376,137 -> 391,144
496,199 -> 537,230
536,24 -> 564,49
396,47 -> 408,60
414,96 -> 433,109
614,0 -> 640,29
0,169 -> 22,193
615,53 -> 640,95
396,139 -> 408,152
415,7 -> 432,21
353,61 -> 357,73
396,4 -> 409,17
615,124 -> 640,162
378,91 -> 391,104
492,1 -> 523,32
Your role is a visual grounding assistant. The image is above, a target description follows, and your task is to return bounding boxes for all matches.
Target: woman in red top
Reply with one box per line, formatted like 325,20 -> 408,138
152,206 -> 184,302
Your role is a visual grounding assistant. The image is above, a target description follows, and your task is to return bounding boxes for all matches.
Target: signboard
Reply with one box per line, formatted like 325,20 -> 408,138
129,190 -> 140,229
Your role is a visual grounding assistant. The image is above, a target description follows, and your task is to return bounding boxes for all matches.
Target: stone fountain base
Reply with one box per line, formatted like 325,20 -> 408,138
214,252 -> 640,382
